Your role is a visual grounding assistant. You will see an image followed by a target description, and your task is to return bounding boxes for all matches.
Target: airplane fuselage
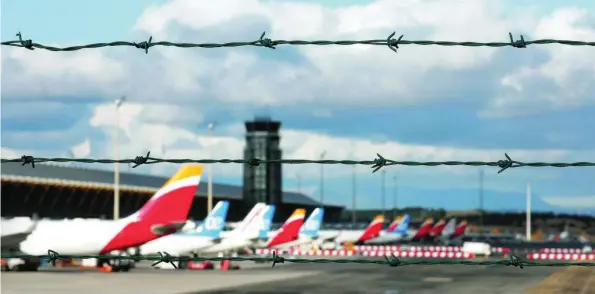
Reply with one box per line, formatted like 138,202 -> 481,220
19,219 -> 160,255
139,234 -> 216,256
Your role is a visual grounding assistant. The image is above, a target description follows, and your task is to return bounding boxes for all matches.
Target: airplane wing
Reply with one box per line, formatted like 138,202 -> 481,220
1,217 -> 38,250
150,221 -> 187,235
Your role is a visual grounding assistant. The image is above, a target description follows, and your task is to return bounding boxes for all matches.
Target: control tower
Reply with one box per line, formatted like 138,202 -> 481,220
242,116 -> 282,205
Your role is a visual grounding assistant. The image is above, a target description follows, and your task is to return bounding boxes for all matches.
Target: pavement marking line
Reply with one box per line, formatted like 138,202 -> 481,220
525,266 -> 595,294
422,277 -> 453,283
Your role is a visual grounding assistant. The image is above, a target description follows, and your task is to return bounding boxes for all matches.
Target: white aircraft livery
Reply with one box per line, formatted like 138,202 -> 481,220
18,165 -> 204,258
138,200 -> 230,256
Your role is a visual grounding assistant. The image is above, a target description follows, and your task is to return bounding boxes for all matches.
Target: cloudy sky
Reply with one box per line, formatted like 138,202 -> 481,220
2,0 -> 594,211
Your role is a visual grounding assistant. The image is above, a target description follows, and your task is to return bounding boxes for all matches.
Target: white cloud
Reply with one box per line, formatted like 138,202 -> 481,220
6,0 -> 591,113
69,139 -> 91,158
542,196 -> 595,208
481,7 -> 595,118
2,0 -> 593,200
81,102 -> 594,186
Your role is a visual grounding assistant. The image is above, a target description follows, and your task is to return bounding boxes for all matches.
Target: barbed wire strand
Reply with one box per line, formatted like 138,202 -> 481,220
2,251 -> 593,269
1,152 -> 593,174
2,32 -> 594,53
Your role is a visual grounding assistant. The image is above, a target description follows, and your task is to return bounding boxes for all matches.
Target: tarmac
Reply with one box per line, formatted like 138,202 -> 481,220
1,258 -> 590,294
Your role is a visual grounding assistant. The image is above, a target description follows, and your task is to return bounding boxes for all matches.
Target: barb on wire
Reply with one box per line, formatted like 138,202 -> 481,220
1,152 -> 593,174
1,251 -> 594,268
2,31 -> 594,53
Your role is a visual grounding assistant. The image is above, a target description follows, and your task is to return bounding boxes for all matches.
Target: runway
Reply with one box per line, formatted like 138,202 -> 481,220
0,259 -> 587,294
196,262 -> 560,294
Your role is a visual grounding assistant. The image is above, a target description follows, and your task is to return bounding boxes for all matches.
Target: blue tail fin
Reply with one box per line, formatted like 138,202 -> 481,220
391,214 -> 410,235
258,205 -> 276,239
180,200 -> 229,238
299,207 -> 324,238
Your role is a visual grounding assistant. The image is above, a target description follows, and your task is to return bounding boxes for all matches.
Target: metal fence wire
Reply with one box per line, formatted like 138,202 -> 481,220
2,251 -> 595,269
1,31 -> 594,269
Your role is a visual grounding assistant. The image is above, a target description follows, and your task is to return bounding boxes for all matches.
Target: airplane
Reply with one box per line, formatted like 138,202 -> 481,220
385,215 -> 404,232
416,218 -> 449,244
262,209 -> 307,248
17,165 -> 204,272
363,214 -> 411,244
429,218 -> 447,237
252,205 -> 277,248
138,200 -> 230,257
265,208 -> 324,249
364,216 -> 435,244
438,220 -> 468,245
441,218 -> 457,238
196,203 -> 269,255
318,215 -> 385,245
449,220 -> 468,239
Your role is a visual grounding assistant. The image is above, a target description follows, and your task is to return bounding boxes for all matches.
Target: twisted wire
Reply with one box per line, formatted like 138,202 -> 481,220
3,32 -> 593,53
2,152 -> 593,173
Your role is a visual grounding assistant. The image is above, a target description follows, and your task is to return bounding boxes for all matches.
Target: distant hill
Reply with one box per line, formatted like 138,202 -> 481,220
388,187 -> 590,215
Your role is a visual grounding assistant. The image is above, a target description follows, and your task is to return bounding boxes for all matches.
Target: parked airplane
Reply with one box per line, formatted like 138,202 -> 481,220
365,214 -> 411,244
319,215 -> 385,245
255,205 -> 277,246
441,218 -> 457,238
429,219 -> 447,237
438,220 -> 468,245
266,208 -> 324,249
385,215 -> 404,232
197,203 -> 268,254
17,165 -> 204,272
264,209 -> 307,248
450,220 -> 468,238
138,200 -> 230,256
364,216 -> 435,244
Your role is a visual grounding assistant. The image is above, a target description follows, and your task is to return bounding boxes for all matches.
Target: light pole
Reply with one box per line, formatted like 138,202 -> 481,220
393,174 -> 398,219
114,96 -> 125,220
320,151 -> 326,205
381,169 -> 386,218
479,168 -> 484,228
350,141 -> 356,225
207,122 -> 216,214
526,182 -> 532,241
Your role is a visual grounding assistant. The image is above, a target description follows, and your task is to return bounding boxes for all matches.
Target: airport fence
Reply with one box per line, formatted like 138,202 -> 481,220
1,31 -> 594,269
2,250 -> 595,269
1,152 -> 594,173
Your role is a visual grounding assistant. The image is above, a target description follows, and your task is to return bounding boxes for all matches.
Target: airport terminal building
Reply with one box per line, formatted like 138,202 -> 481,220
0,117 -> 344,222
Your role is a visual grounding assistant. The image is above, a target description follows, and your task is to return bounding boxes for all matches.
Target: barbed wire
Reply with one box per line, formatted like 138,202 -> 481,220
2,251 -> 593,270
1,153 -> 594,173
2,32 -> 594,53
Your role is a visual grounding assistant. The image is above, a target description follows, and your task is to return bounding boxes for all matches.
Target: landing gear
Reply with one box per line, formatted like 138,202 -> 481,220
1,258 -> 41,272
96,254 -> 132,273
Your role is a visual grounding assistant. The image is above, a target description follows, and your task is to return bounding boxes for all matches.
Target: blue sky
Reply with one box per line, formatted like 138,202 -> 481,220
2,0 -> 594,213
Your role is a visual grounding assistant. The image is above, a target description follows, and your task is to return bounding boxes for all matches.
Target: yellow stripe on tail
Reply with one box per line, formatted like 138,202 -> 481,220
163,165 -> 204,188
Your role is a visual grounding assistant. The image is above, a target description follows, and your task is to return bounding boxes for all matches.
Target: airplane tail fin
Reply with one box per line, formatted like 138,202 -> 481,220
190,200 -> 229,238
266,208 -> 306,247
392,214 -> 410,234
452,220 -> 468,237
430,218 -> 446,236
127,165 -> 203,230
258,205 -> 276,239
411,217 -> 434,239
300,207 -> 325,238
386,215 -> 403,232
442,218 -> 457,237
356,215 -> 385,242
235,203 -> 268,238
